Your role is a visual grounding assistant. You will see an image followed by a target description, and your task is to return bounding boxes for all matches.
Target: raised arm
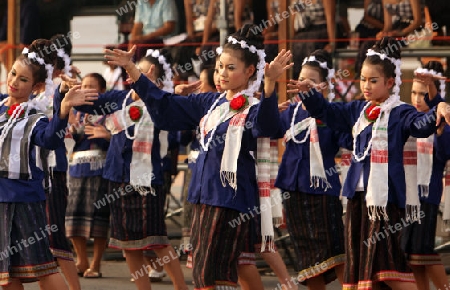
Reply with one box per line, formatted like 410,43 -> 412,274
34,85 -> 98,149
287,79 -> 365,133
55,84 -> 129,116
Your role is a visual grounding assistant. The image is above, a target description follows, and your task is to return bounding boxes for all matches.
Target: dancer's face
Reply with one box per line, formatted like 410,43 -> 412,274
82,76 -> 105,94
218,50 -> 255,95
7,61 -> 37,103
411,80 -> 429,112
214,60 -> 222,92
360,64 -> 394,104
299,66 -> 324,94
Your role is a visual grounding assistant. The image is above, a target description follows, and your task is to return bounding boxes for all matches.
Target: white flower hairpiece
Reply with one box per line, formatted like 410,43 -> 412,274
302,56 -> 335,101
366,49 -> 402,101
56,48 -> 72,77
216,46 -> 223,56
22,47 -> 54,97
146,49 -> 174,93
414,67 -> 446,99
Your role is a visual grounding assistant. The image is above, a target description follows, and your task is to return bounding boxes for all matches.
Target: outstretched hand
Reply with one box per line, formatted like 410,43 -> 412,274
414,71 -> 446,86
436,102 -> 450,127
60,74 -> 81,94
175,80 -> 202,95
60,85 -> 98,119
105,46 -> 136,68
287,79 -> 325,95
278,100 -> 290,113
265,49 -> 294,82
84,124 -> 111,140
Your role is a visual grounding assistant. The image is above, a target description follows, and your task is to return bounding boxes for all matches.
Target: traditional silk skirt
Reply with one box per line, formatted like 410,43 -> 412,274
190,203 -> 250,290
284,191 -> 345,285
108,182 -> 169,249
65,175 -> 110,239
45,171 -> 73,260
344,191 -> 415,290
402,201 -> 442,266
0,202 -> 58,285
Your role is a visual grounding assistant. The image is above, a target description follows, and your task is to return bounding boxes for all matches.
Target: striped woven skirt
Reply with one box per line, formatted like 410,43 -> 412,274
45,171 -> 73,260
65,175 -> 110,239
0,202 -> 59,285
182,168 -> 194,248
284,191 -> 345,285
344,191 -> 415,290
190,204 -> 250,290
108,182 -> 169,249
401,201 -> 442,265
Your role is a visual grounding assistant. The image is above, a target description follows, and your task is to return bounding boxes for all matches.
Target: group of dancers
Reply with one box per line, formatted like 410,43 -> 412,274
1,23 -> 450,290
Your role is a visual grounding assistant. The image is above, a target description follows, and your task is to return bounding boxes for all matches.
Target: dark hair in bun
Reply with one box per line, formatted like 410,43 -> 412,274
17,39 -> 56,84
83,73 -> 107,92
302,49 -> 332,82
139,48 -> 172,82
50,34 -> 72,71
364,37 -> 401,79
223,24 -> 264,71
423,61 -> 444,91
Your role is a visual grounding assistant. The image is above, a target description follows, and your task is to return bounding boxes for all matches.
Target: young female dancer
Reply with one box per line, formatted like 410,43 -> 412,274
0,39 -> 97,290
287,37 -> 450,290
65,73 -> 111,279
275,49 -> 352,290
105,24 -> 292,289
31,34 -> 82,290
401,60 -> 450,290
57,50 -> 188,290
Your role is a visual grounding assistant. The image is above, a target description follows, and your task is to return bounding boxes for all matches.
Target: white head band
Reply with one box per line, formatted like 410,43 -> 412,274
366,49 -> 402,101
56,48 -> 72,77
217,36 -> 266,101
145,49 -> 174,93
302,55 -> 335,101
414,67 -> 446,99
22,47 -> 54,97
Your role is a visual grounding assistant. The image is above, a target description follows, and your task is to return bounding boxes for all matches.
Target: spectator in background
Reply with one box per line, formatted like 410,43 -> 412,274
355,0 -> 384,44
129,0 -> 178,60
65,73 -> 111,279
264,0 -> 280,63
0,0 -> 40,46
377,0 -> 425,42
291,0 -> 336,80
37,0 -> 73,39
200,0 -> 252,66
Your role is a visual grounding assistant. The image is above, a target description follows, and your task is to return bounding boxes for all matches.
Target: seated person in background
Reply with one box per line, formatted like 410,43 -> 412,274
200,0 -> 252,66
129,0 -> 178,60
377,0 -> 425,41
355,0 -> 384,44
291,0 -> 336,79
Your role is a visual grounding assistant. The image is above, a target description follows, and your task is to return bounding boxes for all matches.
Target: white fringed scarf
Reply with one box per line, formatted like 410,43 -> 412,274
352,98 -> 417,221
105,91 -> 157,196
284,102 -> 331,190
200,96 -> 282,252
